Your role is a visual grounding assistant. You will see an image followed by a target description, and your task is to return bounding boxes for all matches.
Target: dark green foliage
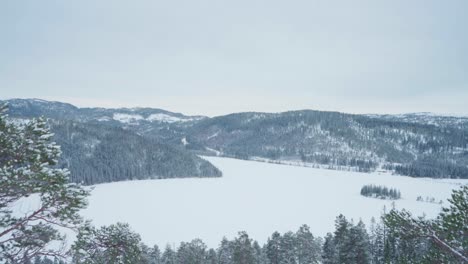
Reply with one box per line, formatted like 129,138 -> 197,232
295,225 -> 322,264
71,222 -> 143,264
387,158 -> 468,179
346,221 -> 371,263
439,185 -> 468,255
231,232 -> 256,264
321,215 -> 371,264
360,184 -> 401,200
50,120 -> 221,185
321,233 -> 336,264
265,226 -> 322,264
266,232 -> 282,264
384,185 -> 468,262
0,105 -> 89,263
176,239 -> 207,264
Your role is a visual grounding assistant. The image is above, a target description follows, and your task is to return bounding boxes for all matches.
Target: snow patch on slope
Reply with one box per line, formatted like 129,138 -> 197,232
113,113 -> 144,123
147,113 -> 187,123
96,116 -> 111,122
108,112 -> 202,124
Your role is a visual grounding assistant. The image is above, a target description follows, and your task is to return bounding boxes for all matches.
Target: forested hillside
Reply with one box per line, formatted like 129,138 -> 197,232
3,99 -> 468,179
50,120 -> 221,185
187,111 -> 468,178
2,99 -> 221,185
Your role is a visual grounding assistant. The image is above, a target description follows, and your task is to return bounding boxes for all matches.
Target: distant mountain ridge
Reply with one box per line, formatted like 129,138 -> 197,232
366,112 -> 468,128
2,99 -> 221,185
3,98 -> 468,179
5,98 -> 206,123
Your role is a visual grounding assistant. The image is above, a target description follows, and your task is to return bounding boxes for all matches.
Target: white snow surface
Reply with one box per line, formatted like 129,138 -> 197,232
111,112 -> 197,123
112,113 -> 144,123
81,157 -> 467,248
146,113 -> 189,123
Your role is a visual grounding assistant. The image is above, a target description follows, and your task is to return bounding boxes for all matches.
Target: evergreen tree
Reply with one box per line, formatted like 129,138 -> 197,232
252,241 -> 268,264
161,245 -> 177,264
0,106 -> 89,263
140,244 -> 152,264
333,214 -> 350,263
266,231 -> 282,264
280,231 -> 297,264
176,238 -> 207,264
369,217 -> 385,264
206,248 -> 217,264
232,231 -> 256,264
295,224 -> 321,264
71,222 -> 143,264
384,185 -> 468,262
148,245 -> 161,264
217,237 -> 233,264
344,220 -> 370,264
321,233 -> 336,264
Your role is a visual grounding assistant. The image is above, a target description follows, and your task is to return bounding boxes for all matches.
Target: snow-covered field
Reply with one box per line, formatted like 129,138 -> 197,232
81,157 -> 467,248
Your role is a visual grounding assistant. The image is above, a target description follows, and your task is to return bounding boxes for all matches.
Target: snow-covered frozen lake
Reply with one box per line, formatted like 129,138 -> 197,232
82,157 -> 467,248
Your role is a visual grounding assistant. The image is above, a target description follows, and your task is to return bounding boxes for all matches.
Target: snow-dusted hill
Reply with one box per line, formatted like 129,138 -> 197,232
3,99 -> 468,180
366,112 -> 468,128
81,157 -> 467,248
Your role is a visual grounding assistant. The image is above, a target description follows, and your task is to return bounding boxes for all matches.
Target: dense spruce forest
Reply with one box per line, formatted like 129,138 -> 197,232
187,111 -> 468,178
3,99 -> 468,183
50,120 -> 222,185
2,100 -> 221,185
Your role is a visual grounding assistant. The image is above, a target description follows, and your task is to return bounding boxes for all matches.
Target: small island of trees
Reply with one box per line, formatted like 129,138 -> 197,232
360,184 -> 401,200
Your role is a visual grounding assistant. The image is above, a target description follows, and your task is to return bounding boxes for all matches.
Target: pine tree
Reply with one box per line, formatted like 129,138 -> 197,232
295,224 -> 321,264
279,231 -> 297,264
266,232 -> 282,264
176,238 -> 207,264
217,237 -> 233,264
439,185 -> 468,258
346,220 -> 370,264
333,214 -> 350,263
384,185 -> 468,262
369,217 -> 385,264
321,233 -> 336,264
149,245 -> 161,264
252,241 -> 268,264
140,244 -> 152,264
0,106 -> 89,263
232,231 -> 256,264
71,222 -> 143,264
206,248 -> 217,264
161,245 -> 177,264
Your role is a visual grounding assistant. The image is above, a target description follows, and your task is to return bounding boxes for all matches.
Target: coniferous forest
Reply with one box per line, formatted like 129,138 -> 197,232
2,99 -> 468,186
1,105 -> 467,263
3,0 -> 468,262
360,185 -> 401,200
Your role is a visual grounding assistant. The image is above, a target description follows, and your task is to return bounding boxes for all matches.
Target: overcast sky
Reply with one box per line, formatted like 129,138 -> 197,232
1,0 -> 467,116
